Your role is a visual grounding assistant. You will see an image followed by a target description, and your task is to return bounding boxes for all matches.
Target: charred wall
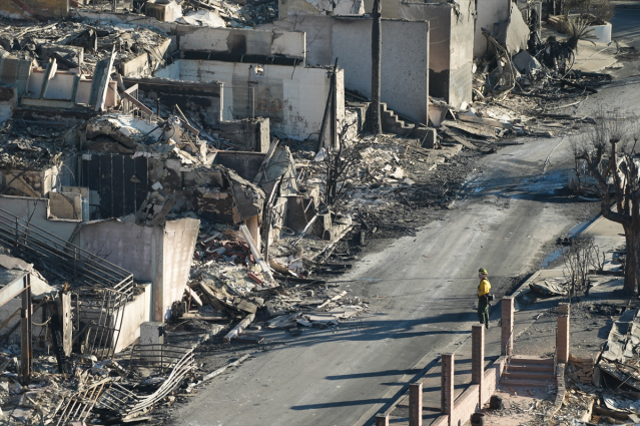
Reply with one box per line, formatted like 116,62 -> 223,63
122,77 -> 224,127
79,153 -> 150,219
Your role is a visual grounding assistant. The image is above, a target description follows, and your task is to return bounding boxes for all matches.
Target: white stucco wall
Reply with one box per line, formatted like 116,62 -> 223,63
75,218 -> 199,322
331,18 -> 429,124
261,16 -> 430,123
398,0 -> 475,108
156,60 -> 344,140
0,195 -> 78,242
115,283 -> 151,353
474,0 -> 511,58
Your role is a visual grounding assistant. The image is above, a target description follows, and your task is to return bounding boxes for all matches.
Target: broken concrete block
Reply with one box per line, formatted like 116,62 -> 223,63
85,114 -> 162,147
11,407 -> 31,423
420,128 -> 437,149
512,50 -> 542,75
145,0 -> 182,22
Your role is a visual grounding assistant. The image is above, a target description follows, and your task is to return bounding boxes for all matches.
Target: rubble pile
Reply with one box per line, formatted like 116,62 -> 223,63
549,387 -> 596,425
288,134 -> 467,240
0,344 -> 208,425
185,222 -> 369,335
0,20 -> 170,76
473,16 -> 613,105
551,308 -> 640,425
179,0 -> 278,28
0,122 -> 67,170
75,0 -> 279,28
568,354 -> 597,385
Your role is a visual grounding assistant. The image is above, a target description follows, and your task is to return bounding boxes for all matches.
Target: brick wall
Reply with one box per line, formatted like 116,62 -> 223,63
472,324 -> 485,406
482,356 -> 506,406
431,415 -> 449,426
421,356 -> 505,426
441,354 -> 454,416
501,296 -> 514,356
450,384 -> 479,426
557,303 -> 570,363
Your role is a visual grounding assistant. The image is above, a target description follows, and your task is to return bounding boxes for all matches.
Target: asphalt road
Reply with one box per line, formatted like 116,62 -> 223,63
172,125 -> 604,425
611,8 -> 640,48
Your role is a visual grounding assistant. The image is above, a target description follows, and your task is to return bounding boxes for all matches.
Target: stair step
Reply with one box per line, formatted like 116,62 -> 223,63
501,377 -> 556,387
509,355 -> 554,366
507,364 -> 554,373
503,371 -> 556,380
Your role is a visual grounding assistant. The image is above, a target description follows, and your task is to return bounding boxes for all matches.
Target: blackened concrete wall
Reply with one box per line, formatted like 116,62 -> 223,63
474,0 -> 511,57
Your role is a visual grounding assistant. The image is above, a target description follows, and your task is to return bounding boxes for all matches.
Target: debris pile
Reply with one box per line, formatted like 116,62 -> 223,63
184,221 -> 369,341
568,354 -> 597,385
555,308 -> 640,425
0,20 -> 171,76
0,338 -> 251,424
179,0 -> 278,28
0,121 -> 67,170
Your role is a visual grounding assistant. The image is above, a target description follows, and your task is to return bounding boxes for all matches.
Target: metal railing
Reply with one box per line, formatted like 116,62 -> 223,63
0,207 -> 134,299
123,346 -> 196,420
121,344 -> 195,375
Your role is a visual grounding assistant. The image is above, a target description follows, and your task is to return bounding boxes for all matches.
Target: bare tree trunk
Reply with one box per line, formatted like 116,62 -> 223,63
370,0 -> 382,135
624,224 -> 640,295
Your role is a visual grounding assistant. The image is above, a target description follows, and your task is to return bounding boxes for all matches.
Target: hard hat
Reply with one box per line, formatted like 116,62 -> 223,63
478,268 -> 488,275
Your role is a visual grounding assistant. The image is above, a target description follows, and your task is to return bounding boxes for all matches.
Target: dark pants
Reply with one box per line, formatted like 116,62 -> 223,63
478,296 -> 490,329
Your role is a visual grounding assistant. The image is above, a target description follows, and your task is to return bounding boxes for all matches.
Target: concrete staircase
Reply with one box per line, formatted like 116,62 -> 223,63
500,355 -> 556,387
380,102 -> 436,146
381,102 -> 416,136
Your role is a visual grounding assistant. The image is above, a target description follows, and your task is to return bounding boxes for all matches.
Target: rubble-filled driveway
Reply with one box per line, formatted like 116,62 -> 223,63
171,98 -> 631,426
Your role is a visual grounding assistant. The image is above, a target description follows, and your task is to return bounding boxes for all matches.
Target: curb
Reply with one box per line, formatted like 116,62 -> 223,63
509,212 -> 606,303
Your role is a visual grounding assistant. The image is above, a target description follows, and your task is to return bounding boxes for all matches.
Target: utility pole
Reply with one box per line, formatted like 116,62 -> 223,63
371,0 -> 382,135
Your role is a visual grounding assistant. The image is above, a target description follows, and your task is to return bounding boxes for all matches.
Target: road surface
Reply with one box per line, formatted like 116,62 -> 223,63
611,7 -> 640,49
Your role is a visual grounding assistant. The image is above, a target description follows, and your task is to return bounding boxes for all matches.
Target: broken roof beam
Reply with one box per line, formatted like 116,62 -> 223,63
223,314 -> 255,343
95,46 -> 116,112
119,86 -> 154,116
39,57 -> 57,99
174,104 -> 200,137
240,224 -> 276,286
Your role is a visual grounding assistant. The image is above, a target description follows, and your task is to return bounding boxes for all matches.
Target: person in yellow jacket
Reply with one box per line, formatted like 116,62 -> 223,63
477,268 -> 491,329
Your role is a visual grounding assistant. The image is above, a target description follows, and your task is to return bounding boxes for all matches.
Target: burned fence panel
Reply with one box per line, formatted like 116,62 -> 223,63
79,154 -> 150,220
123,155 -> 137,215
81,289 -> 128,361
99,154 -> 113,220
